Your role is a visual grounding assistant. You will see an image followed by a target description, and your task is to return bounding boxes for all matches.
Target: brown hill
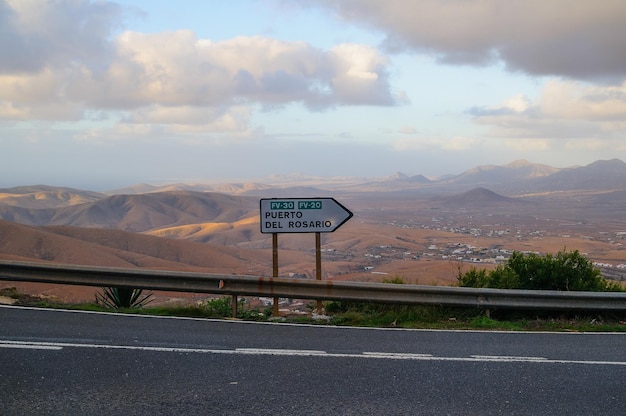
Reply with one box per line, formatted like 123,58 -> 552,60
386,172 -> 432,183
51,191 -> 259,232
0,220 -> 234,303
108,182 -> 273,195
0,190 -> 259,233
145,216 -> 262,245
531,158 -> 626,191
0,220 -> 275,272
444,160 -> 560,186
439,187 -> 522,206
0,185 -> 104,209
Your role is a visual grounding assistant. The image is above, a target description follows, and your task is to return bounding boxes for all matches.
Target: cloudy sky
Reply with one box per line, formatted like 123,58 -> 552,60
2,0 -> 626,190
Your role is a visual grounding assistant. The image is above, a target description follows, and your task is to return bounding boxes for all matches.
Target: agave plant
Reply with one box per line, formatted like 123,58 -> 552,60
96,286 -> 154,309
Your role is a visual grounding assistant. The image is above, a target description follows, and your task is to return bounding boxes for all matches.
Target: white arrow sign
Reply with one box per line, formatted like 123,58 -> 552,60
260,197 -> 353,234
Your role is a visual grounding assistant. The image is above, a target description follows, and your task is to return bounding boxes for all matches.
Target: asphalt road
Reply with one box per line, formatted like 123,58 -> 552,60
1,306 -> 625,415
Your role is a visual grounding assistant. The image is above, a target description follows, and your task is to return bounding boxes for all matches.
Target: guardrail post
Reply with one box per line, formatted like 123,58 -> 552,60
232,295 -> 238,318
272,233 -> 279,317
316,232 -> 323,313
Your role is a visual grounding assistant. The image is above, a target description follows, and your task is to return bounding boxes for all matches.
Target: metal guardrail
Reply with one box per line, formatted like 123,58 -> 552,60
1,260 -> 626,311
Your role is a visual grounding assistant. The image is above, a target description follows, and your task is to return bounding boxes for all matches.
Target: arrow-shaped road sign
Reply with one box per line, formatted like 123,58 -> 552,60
260,197 -> 353,234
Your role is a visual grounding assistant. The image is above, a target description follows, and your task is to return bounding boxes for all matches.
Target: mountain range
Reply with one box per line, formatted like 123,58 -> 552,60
387,158 -> 626,194
2,158 -> 626,294
1,157 -> 624,236
0,157 -> 624,227
98,158 -> 626,195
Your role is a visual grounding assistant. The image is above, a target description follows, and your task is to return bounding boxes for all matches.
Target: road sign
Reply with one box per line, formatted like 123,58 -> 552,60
260,197 -> 353,234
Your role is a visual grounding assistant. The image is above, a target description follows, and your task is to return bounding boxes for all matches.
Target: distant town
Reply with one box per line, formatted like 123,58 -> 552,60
317,214 -> 626,282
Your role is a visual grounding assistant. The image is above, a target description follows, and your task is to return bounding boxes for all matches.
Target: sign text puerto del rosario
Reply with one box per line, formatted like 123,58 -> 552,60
260,197 -> 353,234
259,197 -> 353,313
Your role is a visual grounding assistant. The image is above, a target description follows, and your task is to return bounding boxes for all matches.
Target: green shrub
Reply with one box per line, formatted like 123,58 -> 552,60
458,249 -> 622,292
204,296 -> 235,316
203,296 -> 271,320
382,276 -> 406,284
457,267 -> 491,288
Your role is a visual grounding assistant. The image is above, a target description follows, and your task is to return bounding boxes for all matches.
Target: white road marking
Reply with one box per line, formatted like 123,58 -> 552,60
236,348 -> 327,356
2,340 -> 625,366
471,355 -> 547,361
0,342 -> 62,350
363,352 -> 434,358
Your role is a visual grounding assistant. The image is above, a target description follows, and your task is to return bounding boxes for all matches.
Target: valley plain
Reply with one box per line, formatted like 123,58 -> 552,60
2,159 -> 626,303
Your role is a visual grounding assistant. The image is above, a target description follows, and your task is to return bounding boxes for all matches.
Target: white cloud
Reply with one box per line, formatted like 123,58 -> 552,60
441,136 -> 476,151
538,80 -> 626,121
392,136 -> 476,151
328,43 -> 395,105
0,67 -> 87,120
501,94 -> 531,113
1,0 -> 121,73
398,125 -> 416,134
0,101 -> 28,120
0,1 -> 401,143
392,137 -> 430,151
312,0 -> 626,82
129,105 -> 252,132
504,138 -> 550,152
471,79 -> 626,140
